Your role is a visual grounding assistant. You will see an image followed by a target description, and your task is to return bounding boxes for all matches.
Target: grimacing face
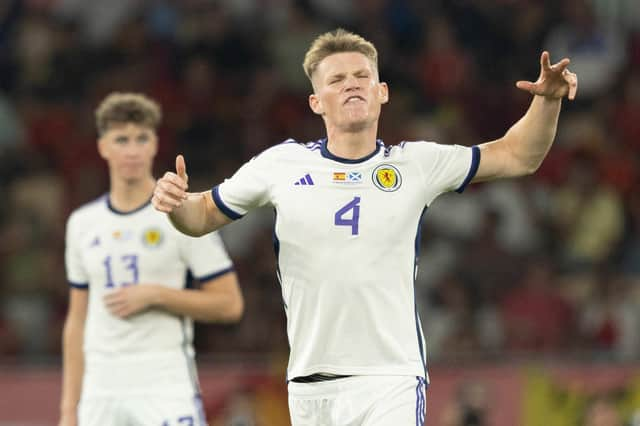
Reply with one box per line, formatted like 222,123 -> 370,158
98,122 -> 158,182
309,52 -> 389,133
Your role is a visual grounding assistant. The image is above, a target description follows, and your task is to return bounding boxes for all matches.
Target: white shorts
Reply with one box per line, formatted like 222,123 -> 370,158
288,375 -> 427,426
78,394 -> 206,426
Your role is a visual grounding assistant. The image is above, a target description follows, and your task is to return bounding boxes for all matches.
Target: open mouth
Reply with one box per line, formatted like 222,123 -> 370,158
344,95 -> 366,105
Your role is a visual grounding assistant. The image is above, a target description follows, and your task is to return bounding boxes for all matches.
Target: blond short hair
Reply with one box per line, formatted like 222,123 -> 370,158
303,29 -> 378,81
95,92 -> 162,135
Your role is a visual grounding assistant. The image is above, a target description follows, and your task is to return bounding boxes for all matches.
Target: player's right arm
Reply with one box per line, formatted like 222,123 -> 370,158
59,288 -> 88,426
152,155 -> 232,237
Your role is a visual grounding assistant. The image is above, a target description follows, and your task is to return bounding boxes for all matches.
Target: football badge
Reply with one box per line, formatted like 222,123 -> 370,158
372,164 -> 402,192
142,227 -> 164,248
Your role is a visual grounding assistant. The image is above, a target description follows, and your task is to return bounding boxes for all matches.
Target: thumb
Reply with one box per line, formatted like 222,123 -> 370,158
515,80 -> 536,93
176,154 -> 188,183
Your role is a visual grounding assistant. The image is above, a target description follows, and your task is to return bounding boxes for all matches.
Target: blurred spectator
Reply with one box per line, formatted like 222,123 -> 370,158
580,273 -> 640,359
545,0 -> 627,100
550,150 -> 624,271
211,388 -> 258,426
612,71 -> 640,160
0,171 -> 65,358
0,92 -> 24,152
590,0 -> 640,33
53,0 -> 146,46
422,273 -> 503,360
439,382 -> 489,426
268,3 -> 322,94
415,16 -> 472,104
583,396 -> 623,426
618,186 -> 640,276
308,0 -> 354,25
481,181 -> 544,255
501,258 -> 575,353
0,313 -> 21,356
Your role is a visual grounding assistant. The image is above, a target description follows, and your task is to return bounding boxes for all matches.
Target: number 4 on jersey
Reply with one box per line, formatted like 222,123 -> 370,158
334,196 -> 360,235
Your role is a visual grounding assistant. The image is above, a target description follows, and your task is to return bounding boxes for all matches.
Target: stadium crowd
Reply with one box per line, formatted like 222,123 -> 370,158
0,0 -> 639,368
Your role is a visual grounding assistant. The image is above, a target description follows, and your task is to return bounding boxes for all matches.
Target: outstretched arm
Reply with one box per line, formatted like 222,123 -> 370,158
153,155 -> 232,236
473,51 -> 578,182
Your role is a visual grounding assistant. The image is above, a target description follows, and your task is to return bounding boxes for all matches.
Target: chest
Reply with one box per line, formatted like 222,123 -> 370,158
78,217 -> 183,289
271,161 -> 427,242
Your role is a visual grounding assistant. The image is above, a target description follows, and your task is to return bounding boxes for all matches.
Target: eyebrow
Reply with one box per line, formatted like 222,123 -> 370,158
114,131 -> 150,139
327,68 -> 370,80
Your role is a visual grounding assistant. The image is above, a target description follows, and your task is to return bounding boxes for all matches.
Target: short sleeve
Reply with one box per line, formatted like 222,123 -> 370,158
413,142 -> 480,196
65,213 -> 89,289
179,231 -> 234,282
212,153 -> 274,220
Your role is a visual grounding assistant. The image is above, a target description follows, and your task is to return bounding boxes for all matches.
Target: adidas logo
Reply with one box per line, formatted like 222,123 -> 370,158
294,174 -> 314,186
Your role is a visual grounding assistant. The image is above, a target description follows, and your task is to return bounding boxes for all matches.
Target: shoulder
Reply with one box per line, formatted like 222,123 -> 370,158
383,140 -> 444,157
386,140 -> 472,156
67,194 -> 108,230
252,138 -> 323,161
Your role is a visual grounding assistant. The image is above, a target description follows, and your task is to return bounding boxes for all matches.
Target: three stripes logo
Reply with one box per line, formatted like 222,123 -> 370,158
294,173 -> 314,186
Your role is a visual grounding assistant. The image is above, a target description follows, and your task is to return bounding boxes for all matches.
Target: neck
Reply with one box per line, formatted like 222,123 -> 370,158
325,122 -> 379,159
109,175 -> 155,212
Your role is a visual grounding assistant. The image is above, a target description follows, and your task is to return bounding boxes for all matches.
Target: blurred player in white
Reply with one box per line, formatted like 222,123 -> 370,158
153,30 -> 578,425
59,93 -> 244,426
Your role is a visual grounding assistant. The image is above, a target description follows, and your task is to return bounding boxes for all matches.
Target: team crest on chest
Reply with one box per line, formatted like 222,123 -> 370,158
142,227 -> 164,248
372,164 -> 402,192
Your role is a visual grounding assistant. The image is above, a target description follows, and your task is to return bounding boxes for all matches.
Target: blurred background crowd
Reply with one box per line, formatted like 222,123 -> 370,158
0,0 -> 640,424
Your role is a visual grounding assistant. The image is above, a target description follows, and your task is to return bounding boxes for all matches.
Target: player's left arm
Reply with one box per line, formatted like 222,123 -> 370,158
103,271 -> 243,322
473,51 -> 578,182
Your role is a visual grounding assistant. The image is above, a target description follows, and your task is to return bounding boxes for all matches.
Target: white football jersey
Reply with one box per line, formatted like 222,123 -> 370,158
65,195 -> 233,395
213,139 -> 479,381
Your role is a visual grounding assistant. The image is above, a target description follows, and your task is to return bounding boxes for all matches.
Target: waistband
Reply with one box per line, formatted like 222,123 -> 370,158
290,373 -> 353,383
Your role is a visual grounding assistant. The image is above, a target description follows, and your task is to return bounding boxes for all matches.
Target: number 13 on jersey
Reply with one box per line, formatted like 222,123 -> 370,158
103,254 -> 139,288
334,196 -> 361,235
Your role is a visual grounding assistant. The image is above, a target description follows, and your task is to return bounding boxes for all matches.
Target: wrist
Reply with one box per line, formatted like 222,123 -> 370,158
540,94 -> 562,102
148,285 -> 167,307
60,404 -> 77,415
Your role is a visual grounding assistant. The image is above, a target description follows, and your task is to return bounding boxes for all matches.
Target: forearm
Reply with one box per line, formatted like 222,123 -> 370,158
168,192 -> 220,237
60,319 -> 84,416
503,95 -> 562,174
150,282 -> 243,323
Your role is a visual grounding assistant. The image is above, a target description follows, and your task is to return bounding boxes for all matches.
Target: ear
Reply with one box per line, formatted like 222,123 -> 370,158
149,134 -> 158,157
378,82 -> 389,104
97,137 -> 109,160
309,93 -> 323,115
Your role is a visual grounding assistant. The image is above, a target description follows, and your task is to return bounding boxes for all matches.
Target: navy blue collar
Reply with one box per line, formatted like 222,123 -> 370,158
106,194 -> 152,215
320,138 -> 383,164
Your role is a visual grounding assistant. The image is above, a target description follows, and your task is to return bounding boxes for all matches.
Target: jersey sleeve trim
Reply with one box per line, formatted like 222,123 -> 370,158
211,186 -> 244,220
455,145 -> 480,194
69,281 -> 89,290
197,266 -> 235,283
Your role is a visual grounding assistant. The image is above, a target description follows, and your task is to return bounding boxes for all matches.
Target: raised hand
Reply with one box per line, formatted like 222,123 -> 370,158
516,51 -> 578,100
152,155 -> 189,213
